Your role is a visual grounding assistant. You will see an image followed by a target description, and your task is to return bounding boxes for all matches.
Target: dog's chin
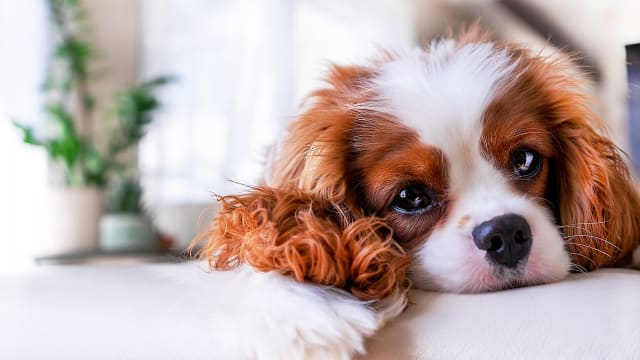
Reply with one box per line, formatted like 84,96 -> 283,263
409,257 -> 570,294
422,275 -> 549,294
479,264 -> 550,292
455,268 -> 545,294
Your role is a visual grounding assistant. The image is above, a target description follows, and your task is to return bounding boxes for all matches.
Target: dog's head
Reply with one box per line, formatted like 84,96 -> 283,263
196,31 -> 640,298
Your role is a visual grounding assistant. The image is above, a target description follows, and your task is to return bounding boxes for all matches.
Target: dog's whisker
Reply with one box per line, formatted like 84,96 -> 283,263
531,196 -> 555,209
569,263 -> 588,273
558,224 -> 596,235
563,234 -> 621,251
565,243 -> 612,258
567,251 -> 599,268
559,220 -> 608,227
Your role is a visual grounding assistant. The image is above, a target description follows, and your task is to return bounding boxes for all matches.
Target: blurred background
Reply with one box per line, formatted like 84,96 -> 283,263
1,0 -> 639,273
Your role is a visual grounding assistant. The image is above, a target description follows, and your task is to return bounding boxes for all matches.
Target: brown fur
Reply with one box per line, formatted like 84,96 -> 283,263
192,187 -> 410,301
483,46 -> 640,270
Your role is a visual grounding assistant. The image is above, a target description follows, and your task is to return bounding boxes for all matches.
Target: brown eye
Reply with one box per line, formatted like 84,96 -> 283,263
391,184 -> 432,215
512,149 -> 541,179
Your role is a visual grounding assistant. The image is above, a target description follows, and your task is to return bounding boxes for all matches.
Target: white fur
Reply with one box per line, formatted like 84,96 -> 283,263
193,264 -> 406,359
373,41 -> 516,152
411,179 -> 571,292
373,40 -> 571,292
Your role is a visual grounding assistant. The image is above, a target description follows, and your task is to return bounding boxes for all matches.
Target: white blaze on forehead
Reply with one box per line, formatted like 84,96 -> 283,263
372,41 -> 518,191
373,41 -> 516,142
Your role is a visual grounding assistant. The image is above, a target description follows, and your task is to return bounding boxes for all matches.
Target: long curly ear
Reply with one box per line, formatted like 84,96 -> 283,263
191,187 -> 410,301
267,64 -> 375,202
550,93 -> 640,270
190,65 -> 410,301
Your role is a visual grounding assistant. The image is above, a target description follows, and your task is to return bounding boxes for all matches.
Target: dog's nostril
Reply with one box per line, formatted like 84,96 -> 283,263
489,235 -> 503,251
514,230 -> 526,244
472,213 -> 532,268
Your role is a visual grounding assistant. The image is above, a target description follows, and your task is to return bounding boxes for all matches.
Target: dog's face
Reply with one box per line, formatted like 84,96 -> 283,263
352,42 -> 571,292
266,35 -> 640,294
200,33 -> 640,299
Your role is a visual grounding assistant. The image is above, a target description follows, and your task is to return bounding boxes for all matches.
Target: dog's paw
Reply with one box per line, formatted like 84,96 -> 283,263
253,276 -> 378,359
373,288 -> 408,327
205,266 -> 404,360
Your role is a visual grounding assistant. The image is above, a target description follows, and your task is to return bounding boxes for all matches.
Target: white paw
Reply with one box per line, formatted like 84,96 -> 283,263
200,266 -> 405,360
256,281 -> 378,360
374,288 -> 409,327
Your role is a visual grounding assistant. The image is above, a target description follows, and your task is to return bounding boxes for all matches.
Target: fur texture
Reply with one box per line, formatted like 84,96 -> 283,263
194,187 -> 410,301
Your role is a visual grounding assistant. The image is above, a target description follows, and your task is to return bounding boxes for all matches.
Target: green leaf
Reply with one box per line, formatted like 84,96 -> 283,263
75,8 -> 89,21
107,177 -> 145,213
12,121 -> 44,146
83,95 -> 95,111
42,105 -> 83,169
54,39 -> 93,78
108,75 -> 172,158
46,104 -> 76,138
48,136 -> 80,169
141,75 -> 176,89
64,0 -> 80,7
84,144 -> 105,176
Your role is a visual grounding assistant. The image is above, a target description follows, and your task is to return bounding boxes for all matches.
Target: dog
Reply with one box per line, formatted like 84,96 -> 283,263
193,29 -> 640,359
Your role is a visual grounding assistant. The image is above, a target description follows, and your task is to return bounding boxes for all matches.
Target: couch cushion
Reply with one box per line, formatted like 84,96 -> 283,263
1,263 -> 638,359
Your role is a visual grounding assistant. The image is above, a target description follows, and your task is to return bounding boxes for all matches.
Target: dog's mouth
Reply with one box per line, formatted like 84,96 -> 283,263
462,260 -> 535,292
491,259 -> 527,282
459,252 -> 556,293
486,264 -> 536,291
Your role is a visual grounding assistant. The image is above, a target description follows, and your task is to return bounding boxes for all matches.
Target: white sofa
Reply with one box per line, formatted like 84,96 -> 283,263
1,263 -> 638,359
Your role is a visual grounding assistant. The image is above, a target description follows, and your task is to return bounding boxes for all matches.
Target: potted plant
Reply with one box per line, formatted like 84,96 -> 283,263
13,0 -> 171,255
100,178 -> 155,252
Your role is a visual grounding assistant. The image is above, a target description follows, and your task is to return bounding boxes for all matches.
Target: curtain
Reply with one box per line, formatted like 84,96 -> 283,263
0,0 -> 48,272
139,0 -> 415,208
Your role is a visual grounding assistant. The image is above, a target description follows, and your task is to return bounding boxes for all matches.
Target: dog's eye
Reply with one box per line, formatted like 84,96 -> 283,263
391,185 -> 432,215
512,149 -> 541,179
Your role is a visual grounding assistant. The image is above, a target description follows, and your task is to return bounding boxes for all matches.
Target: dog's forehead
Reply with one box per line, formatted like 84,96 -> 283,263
373,42 -> 516,147
372,41 -> 518,187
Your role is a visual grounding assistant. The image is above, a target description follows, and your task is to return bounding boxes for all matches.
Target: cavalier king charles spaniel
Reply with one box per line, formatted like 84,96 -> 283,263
193,29 -> 640,359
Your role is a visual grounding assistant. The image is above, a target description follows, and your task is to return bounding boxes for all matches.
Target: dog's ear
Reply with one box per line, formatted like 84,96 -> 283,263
192,187 -> 409,301
550,95 -> 640,270
267,64 -> 375,203
192,65 -> 410,300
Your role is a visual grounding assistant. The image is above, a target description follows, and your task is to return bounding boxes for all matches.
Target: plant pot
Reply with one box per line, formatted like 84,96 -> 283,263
99,213 -> 156,252
46,187 -> 105,255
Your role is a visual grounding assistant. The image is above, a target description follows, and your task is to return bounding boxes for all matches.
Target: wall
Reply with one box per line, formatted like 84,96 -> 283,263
66,0 -> 141,180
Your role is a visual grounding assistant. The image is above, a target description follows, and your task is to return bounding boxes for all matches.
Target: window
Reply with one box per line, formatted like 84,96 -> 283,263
139,0 -> 415,206
0,0 -> 48,272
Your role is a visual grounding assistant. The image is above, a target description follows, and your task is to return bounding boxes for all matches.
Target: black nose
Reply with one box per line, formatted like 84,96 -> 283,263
472,213 -> 532,268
